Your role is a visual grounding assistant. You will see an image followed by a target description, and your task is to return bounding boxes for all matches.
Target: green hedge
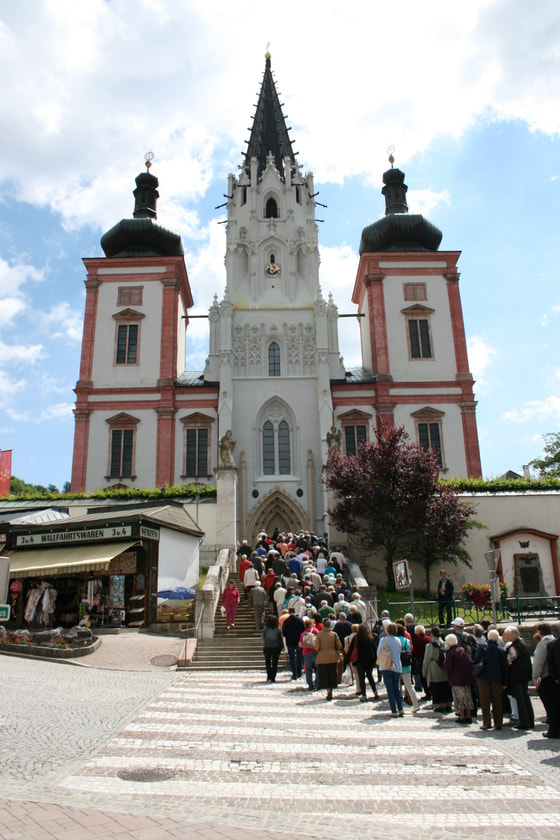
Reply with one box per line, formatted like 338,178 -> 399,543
440,476 -> 560,493
1,483 -> 217,502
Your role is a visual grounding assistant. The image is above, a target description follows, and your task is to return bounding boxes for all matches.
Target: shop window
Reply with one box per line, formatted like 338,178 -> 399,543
113,309 -> 145,366
268,341 -> 280,376
106,413 -> 139,480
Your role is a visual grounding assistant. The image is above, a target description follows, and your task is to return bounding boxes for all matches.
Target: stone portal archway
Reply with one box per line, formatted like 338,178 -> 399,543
246,487 -> 309,544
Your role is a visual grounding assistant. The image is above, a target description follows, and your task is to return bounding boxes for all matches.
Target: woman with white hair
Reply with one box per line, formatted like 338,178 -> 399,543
443,633 -> 474,724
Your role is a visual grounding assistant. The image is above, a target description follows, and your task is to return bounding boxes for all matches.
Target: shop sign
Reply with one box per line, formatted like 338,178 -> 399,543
140,526 -> 160,541
16,525 -> 133,547
0,604 -> 9,621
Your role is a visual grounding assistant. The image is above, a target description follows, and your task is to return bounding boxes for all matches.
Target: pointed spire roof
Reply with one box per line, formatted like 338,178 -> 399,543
244,52 -> 297,182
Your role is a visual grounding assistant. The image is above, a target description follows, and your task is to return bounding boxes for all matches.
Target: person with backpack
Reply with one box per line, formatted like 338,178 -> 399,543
299,617 -> 319,691
397,623 -> 419,711
423,626 -> 453,712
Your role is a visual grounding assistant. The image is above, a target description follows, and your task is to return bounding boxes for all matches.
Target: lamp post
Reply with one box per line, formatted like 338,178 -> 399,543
485,549 -> 501,625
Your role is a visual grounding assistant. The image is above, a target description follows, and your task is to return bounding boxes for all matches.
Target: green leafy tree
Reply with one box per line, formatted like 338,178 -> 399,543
322,423 -> 475,587
530,433 -> 560,477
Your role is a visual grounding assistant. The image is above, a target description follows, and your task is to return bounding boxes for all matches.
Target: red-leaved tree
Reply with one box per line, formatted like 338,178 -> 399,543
322,423 -> 475,589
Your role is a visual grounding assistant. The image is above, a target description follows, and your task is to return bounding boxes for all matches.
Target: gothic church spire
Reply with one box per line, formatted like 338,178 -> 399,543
244,52 -> 297,182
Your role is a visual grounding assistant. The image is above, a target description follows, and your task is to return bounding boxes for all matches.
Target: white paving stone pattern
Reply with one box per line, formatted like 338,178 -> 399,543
54,670 -> 560,839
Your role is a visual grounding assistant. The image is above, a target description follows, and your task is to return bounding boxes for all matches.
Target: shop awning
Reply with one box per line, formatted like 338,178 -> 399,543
8,541 -> 138,579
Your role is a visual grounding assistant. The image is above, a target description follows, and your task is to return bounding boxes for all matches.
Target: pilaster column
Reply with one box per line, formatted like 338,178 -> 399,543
155,406 -> 177,486
78,278 -> 101,382
307,450 -> 316,532
239,451 -> 247,539
70,408 -> 92,491
215,466 -> 238,549
159,277 -> 179,385
445,273 -> 470,377
365,273 -> 391,378
459,401 -> 482,478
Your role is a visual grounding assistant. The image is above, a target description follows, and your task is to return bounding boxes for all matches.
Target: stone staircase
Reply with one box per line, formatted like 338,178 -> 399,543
185,571 -> 287,672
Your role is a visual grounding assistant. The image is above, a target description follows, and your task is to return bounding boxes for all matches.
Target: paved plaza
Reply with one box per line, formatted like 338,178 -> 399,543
1,633 -> 560,839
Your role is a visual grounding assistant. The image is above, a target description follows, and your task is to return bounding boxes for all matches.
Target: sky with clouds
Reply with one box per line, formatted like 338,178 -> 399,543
1,0 -> 560,489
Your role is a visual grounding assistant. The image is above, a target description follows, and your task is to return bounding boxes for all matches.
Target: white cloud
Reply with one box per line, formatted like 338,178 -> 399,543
467,335 -> 498,390
407,189 -> 450,215
502,394 -> 560,423
39,402 -> 74,422
0,339 -> 43,364
0,297 -> 25,325
37,301 -> 83,342
0,256 -> 44,299
1,0 -> 560,234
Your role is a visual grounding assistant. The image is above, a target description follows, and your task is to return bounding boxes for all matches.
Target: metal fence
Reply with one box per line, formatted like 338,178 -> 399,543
385,596 -> 560,626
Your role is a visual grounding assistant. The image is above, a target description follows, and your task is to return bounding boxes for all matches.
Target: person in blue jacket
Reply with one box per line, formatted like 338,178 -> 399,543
473,628 -> 508,730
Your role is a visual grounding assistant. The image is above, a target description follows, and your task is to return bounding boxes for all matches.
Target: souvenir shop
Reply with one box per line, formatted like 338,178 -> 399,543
3,513 -> 163,629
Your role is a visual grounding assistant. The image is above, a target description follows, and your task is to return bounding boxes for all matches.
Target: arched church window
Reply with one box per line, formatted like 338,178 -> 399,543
278,420 -> 290,474
265,197 -> 278,218
262,419 -> 291,475
268,342 -> 280,376
263,421 -> 275,474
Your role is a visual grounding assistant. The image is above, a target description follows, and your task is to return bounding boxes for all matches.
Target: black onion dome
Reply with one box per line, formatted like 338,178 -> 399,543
359,166 -> 442,254
100,169 -> 184,258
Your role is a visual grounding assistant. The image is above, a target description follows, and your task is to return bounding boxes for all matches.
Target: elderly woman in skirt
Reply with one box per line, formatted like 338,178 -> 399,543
315,618 -> 342,701
443,632 -> 474,724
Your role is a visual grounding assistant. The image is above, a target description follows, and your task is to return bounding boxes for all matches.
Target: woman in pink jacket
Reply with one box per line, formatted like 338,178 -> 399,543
221,580 -> 240,629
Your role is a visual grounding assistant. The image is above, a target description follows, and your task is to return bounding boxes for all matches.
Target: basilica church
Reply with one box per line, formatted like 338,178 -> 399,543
70,53 -> 482,542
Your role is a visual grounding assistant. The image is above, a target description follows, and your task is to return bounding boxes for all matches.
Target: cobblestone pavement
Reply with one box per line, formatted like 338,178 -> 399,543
2,646 -> 560,840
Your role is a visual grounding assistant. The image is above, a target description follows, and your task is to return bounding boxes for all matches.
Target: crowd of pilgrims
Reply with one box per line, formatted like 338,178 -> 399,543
221,529 -> 560,736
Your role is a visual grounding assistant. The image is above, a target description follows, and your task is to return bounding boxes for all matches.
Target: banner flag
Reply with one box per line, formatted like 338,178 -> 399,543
0,450 -> 12,497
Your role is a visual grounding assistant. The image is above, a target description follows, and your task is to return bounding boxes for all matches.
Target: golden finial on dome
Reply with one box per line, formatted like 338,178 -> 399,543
145,151 -> 154,171
265,42 -> 271,59
387,145 -> 395,168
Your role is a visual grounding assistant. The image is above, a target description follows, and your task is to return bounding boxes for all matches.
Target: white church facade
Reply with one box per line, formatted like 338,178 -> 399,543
70,54 -> 481,543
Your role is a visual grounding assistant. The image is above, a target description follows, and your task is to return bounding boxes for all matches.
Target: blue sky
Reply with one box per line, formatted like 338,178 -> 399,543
1,0 -> 560,489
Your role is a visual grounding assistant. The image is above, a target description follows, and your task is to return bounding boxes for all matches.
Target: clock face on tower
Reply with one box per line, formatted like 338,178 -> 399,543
265,262 -> 281,277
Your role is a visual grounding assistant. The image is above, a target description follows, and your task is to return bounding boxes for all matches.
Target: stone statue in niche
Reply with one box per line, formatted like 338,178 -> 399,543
219,430 -> 236,467
326,426 -> 342,455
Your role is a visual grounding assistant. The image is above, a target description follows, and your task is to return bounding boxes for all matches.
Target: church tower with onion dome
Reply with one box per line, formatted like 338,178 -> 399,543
70,53 -> 481,542
348,155 -> 481,478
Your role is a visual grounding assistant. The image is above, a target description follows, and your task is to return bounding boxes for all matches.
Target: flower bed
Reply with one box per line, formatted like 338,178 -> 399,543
0,627 -> 100,658
461,582 -> 509,609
